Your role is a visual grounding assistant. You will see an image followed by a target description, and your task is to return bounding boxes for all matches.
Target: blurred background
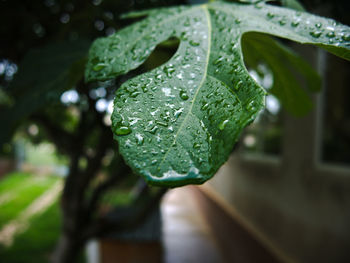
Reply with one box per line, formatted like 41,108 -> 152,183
0,0 -> 349,262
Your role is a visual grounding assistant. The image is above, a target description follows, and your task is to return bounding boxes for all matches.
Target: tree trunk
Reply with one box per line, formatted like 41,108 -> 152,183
51,232 -> 84,263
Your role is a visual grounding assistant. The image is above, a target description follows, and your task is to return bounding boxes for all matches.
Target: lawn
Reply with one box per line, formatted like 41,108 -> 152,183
0,201 -> 62,263
0,172 -> 60,229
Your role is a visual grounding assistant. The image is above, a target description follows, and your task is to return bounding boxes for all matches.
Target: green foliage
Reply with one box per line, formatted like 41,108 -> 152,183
242,32 -> 321,116
0,41 -> 89,146
86,1 -> 349,187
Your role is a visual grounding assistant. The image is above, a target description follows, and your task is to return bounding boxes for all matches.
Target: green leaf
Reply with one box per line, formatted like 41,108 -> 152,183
85,2 -> 350,187
242,33 -> 321,116
0,40 -> 89,146
280,0 -> 305,12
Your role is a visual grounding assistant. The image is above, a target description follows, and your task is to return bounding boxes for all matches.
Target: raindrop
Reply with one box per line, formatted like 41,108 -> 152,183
114,125 -> 132,136
341,34 -> 350,41
135,133 -> 144,145
213,56 -> 224,65
315,23 -> 322,29
309,31 -> 322,38
147,125 -> 158,134
266,12 -> 275,19
174,108 -> 184,118
193,143 -> 201,149
326,31 -> 335,38
179,90 -> 189,100
234,80 -> 243,90
92,63 -> 107,72
130,91 -> 141,98
218,120 -> 229,131
151,160 -> 158,165
164,65 -> 175,77
235,18 -> 241,24
155,120 -> 168,127
291,21 -> 299,27
279,20 -> 286,26
246,100 -> 256,111
201,103 -> 209,111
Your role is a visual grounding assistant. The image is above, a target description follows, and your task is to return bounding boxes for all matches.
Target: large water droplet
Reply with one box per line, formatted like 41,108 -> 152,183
309,31 -> 322,38
179,90 -> 189,100
174,108 -> 184,119
115,125 -> 132,136
92,63 -> 107,72
326,31 -> 335,38
156,120 -> 168,127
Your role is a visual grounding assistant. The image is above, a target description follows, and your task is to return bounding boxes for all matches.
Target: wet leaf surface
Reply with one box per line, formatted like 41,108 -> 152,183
86,2 -> 350,187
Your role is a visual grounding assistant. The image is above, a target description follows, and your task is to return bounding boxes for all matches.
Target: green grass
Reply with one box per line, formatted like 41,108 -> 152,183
0,172 -> 60,229
0,201 -> 62,263
0,172 -> 86,263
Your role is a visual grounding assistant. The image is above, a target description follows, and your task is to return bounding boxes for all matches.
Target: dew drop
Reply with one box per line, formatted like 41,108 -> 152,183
92,63 -> 107,72
174,108 -> 184,119
201,103 -> 209,111
234,80 -> 243,90
234,18 -> 241,24
115,125 -> 132,136
218,120 -> 229,131
291,21 -> 299,27
326,31 -> 335,38
341,33 -> 350,41
135,133 -> 144,145
266,12 -> 275,19
279,20 -> 286,26
213,56 -> 224,65
193,142 -> 201,149
315,23 -> 322,29
179,90 -> 189,100
309,31 -> 322,38
130,91 -> 141,98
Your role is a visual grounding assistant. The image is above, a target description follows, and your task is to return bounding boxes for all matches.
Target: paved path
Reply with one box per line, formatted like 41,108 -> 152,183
162,186 -> 223,263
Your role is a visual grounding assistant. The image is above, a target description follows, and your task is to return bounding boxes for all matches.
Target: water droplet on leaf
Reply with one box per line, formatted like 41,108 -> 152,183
179,90 -> 189,100
341,34 -> 350,41
309,31 -> 322,38
115,125 -> 132,136
218,120 -> 229,131
92,63 -> 107,72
